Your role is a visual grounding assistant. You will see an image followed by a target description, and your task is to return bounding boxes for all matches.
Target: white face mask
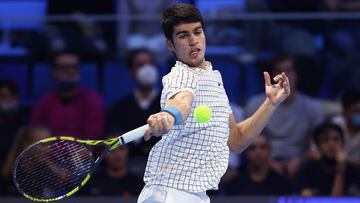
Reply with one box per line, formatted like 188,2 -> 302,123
136,64 -> 158,87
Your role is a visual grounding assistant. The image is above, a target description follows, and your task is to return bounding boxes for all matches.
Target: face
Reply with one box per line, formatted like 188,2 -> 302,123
245,136 -> 271,167
132,52 -> 153,74
166,22 -> 207,68
272,59 -> 297,91
52,54 -> 80,81
0,87 -> 19,112
318,129 -> 343,159
106,145 -> 128,170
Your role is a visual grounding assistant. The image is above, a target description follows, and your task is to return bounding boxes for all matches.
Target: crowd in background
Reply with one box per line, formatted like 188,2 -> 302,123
1,0 -> 360,198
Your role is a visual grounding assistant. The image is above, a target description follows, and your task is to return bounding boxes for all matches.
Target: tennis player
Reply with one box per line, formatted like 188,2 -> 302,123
138,3 -> 290,203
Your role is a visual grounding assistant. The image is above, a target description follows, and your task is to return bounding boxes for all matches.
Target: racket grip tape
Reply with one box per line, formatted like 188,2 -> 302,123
120,124 -> 149,144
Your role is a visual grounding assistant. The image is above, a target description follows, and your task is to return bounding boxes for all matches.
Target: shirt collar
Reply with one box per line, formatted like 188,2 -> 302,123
175,60 -> 213,72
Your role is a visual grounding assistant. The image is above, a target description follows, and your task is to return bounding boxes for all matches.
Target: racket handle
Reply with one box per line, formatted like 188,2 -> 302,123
121,124 -> 149,144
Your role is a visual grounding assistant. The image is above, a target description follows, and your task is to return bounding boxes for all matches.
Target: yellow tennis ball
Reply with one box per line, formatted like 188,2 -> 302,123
194,105 -> 212,123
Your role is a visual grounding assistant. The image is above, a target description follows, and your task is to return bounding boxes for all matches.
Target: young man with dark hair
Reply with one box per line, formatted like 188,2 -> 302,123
223,134 -> 293,196
245,55 -> 324,177
138,4 -> 291,202
296,122 -> 360,196
332,88 -> 360,165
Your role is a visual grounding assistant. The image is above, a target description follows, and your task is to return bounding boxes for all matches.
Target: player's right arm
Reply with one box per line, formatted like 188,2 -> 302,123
145,90 -> 194,140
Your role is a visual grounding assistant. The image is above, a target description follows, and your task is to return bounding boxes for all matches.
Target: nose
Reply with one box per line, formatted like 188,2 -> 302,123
189,34 -> 198,46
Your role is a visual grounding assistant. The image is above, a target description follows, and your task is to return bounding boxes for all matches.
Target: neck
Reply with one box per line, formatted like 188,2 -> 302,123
136,87 -> 153,99
197,60 -> 208,69
249,163 -> 269,182
58,87 -> 79,101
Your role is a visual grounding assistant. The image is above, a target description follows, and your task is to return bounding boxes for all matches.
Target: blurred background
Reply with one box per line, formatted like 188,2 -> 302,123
1,0 -> 360,202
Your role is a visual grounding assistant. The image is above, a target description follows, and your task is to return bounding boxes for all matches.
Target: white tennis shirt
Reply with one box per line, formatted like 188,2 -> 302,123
143,61 -> 232,193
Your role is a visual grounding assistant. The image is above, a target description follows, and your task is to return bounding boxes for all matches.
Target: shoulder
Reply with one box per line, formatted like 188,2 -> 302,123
80,88 -> 105,107
297,93 -> 322,108
297,93 -> 324,119
163,63 -> 196,79
245,94 -> 266,115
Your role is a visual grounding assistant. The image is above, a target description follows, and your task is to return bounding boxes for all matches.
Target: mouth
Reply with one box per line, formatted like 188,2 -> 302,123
190,48 -> 201,57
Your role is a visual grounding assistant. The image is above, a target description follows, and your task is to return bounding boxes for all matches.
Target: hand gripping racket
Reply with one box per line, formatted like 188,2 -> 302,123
13,124 -> 149,202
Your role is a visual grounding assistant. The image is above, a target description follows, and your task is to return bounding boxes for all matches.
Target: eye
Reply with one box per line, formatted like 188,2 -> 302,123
194,29 -> 203,35
178,33 -> 189,39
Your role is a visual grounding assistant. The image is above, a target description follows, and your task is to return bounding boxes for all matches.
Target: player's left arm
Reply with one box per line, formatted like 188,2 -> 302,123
228,72 -> 290,152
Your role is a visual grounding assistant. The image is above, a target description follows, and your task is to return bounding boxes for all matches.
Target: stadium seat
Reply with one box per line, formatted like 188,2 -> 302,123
103,63 -> 135,106
32,63 -> 99,102
208,56 -> 243,104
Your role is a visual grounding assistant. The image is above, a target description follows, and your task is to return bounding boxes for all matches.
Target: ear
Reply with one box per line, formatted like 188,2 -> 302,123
165,38 -> 175,52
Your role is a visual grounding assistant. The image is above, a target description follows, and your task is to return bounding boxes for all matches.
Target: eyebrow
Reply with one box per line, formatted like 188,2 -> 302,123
175,26 -> 203,37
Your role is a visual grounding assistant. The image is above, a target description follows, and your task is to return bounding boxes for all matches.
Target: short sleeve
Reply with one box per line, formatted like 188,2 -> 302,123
162,68 -> 198,100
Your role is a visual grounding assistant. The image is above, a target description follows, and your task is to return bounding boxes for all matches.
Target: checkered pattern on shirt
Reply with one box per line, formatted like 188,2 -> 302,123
143,61 -> 232,193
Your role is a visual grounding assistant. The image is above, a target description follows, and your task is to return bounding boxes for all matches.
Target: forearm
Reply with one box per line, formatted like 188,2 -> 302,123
164,91 -> 193,123
228,98 -> 276,152
331,173 -> 345,196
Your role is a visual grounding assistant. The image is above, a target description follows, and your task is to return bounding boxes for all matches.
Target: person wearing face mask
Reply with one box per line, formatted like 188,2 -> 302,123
295,122 -> 360,196
332,88 -> 360,165
107,48 -> 161,176
30,50 -> 106,140
0,80 -> 30,165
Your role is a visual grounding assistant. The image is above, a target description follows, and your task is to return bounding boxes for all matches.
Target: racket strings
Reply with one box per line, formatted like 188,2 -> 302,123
15,141 -> 89,179
15,142 -> 90,188
14,140 -> 93,199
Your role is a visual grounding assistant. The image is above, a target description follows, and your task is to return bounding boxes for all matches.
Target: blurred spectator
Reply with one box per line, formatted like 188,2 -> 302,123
241,0 -> 319,63
296,122 -> 360,196
223,134 -> 293,195
117,0 -> 175,62
81,145 -> 143,197
1,126 -> 50,196
321,0 -> 360,54
332,89 -> 360,165
107,48 -> 161,175
46,0 -> 115,59
245,56 -> 324,176
0,80 -> 29,164
242,0 -> 276,61
30,50 -> 105,139
320,0 -> 360,93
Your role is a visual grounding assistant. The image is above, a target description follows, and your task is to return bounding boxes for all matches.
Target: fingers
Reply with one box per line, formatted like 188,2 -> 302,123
145,112 -> 173,141
263,72 -> 271,86
144,128 -> 152,141
272,72 -> 290,92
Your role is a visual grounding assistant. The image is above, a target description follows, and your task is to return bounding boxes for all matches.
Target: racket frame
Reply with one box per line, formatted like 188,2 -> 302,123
12,124 -> 149,202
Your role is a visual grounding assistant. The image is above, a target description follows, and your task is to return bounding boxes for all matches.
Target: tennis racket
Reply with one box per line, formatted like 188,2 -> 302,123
13,124 -> 149,202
